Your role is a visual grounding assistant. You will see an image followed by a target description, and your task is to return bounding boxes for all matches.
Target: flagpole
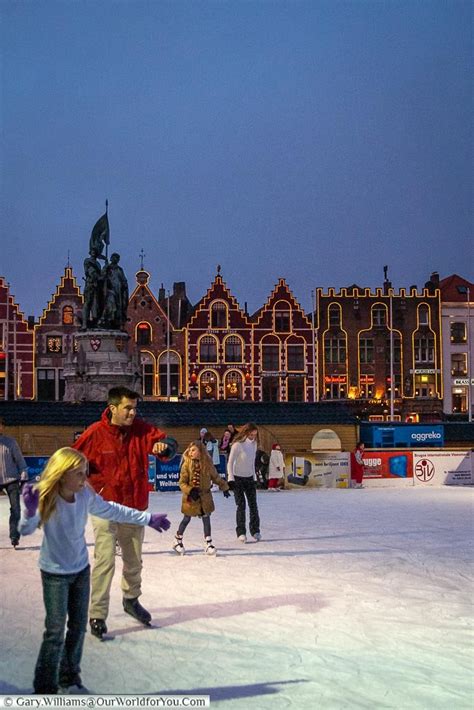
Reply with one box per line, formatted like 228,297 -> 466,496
105,199 -> 109,261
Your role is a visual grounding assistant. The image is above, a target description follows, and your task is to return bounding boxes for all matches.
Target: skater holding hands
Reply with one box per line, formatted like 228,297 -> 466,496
173,441 -> 230,556
19,447 -> 170,695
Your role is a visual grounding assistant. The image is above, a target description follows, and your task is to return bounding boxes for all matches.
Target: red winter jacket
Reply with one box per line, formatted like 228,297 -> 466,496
73,407 -> 166,510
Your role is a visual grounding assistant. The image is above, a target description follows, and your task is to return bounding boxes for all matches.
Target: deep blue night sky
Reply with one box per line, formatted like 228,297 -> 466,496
1,0 -> 472,317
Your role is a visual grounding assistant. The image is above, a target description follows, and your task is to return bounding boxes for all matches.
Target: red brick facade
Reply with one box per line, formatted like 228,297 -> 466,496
0,277 -> 34,400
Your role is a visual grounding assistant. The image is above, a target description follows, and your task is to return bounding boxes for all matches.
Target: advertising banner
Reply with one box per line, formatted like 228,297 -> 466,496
361,451 -> 413,479
412,451 -> 473,486
311,453 -> 350,488
154,454 -> 227,491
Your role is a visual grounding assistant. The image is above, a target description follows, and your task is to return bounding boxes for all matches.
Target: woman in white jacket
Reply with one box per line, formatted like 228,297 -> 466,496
227,422 -> 261,543
268,443 -> 285,490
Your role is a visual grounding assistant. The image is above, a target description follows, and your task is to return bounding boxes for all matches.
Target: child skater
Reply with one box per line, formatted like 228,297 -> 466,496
268,443 -> 285,490
227,422 -> 262,543
173,440 -> 230,556
19,447 -> 170,695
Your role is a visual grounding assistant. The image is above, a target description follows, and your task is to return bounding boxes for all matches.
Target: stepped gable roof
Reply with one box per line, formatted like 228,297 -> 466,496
0,401 -> 356,428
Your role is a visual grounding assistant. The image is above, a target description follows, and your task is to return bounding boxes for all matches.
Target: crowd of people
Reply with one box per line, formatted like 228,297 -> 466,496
6,387 -> 289,695
4,388 -> 366,695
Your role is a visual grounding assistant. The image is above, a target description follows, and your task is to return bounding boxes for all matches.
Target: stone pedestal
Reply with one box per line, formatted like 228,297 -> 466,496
63,331 -> 140,402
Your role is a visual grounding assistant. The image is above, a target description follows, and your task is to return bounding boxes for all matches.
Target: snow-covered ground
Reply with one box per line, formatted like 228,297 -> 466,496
0,486 -> 472,709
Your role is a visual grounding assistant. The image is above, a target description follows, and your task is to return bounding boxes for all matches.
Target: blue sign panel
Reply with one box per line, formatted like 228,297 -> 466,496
155,455 -> 182,491
25,456 -> 49,480
154,454 -> 227,491
362,425 -> 444,448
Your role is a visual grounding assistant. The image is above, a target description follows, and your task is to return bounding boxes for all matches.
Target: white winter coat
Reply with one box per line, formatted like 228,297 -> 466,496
268,449 -> 285,480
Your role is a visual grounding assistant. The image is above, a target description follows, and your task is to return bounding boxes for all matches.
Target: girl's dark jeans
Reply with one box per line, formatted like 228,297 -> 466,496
233,476 -> 260,537
34,565 -> 90,694
178,514 -> 211,537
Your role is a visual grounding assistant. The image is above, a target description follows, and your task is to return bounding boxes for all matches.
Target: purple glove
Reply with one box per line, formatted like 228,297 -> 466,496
148,513 -> 171,533
23,483 -> 39,517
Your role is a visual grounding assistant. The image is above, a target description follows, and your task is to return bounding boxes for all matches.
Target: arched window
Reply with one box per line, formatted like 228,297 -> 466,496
62,305 -> 74,325
224,371 -> 243,400
328,304 -> 341,327
274,302 -> 291,333
225,335 -> 243,363
158,351 -> 180,397
199,370 -> 218,400
136,322 -> 151,345
199,336 -> 218,363
140,352 -> 155,396
262,336 -> 280,371
211,302 -> 227,329
372,305 -> 387,326
418,305 -> 429,325
286,338 -> 305,371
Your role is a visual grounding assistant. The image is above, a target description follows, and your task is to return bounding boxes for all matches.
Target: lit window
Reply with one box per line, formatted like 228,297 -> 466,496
47,337 -> 62,354
136,323 -> 151,345
62,306 -> 74,325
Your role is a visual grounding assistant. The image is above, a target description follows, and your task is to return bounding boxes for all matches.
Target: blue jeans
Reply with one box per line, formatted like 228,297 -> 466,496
34,566 -> 90,694
0,481 -> 21,543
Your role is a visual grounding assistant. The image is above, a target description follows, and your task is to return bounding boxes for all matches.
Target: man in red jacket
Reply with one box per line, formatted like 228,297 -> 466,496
74,386 -> 172,639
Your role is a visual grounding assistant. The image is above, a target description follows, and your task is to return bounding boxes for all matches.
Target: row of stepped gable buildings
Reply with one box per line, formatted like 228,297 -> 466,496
0,264 -> 472,422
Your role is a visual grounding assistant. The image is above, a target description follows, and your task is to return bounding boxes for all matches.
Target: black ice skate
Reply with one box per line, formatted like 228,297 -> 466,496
123,597 -> 152,625
11,538 -> 19,548
89,618 -> 107,640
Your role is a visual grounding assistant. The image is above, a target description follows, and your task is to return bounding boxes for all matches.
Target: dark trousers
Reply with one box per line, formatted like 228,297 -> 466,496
233,476 -> 260,537
0,480 -> 21,543
177,514 -> 211,538
34,565 -> 90,694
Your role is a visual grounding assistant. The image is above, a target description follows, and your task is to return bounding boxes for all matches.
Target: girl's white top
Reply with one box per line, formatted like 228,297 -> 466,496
19,485 -> 150,575
227,438 -> 257,481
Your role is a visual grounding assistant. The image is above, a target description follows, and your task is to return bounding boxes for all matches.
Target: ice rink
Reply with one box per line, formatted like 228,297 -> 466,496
0,486 -> 472,709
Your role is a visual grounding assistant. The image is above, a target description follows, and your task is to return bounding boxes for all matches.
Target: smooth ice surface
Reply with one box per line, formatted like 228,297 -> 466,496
0,487 -> 473,709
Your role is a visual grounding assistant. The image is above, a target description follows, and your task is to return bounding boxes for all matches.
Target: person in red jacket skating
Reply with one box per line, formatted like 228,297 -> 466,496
74,386 -> 175,639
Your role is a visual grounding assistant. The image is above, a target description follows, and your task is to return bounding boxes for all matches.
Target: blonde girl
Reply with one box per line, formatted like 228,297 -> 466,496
173,440 -> 230,556
19,447 -> 169,695
227,423 -> 262,543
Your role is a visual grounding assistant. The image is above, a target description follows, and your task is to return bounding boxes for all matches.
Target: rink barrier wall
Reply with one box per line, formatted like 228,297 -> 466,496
23,450 -> 473,489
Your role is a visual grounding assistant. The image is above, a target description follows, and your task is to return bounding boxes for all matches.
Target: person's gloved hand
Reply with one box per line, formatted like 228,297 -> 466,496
153,437 -> 178,461
188,487 -> 200,501
23,484 -> 39,518
148,513 -> 171,532
223,490 -> 231,498
227,480 -> 235,491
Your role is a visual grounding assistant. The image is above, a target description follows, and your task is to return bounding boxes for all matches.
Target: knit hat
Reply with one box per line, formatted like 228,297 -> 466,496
272,443 -> 281,450
200,428 -> 208,436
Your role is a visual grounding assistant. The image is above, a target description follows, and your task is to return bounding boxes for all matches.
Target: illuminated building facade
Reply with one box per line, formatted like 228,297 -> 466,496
34,266 -> 83,400
185,270 -> 252,400
126,269 -> 189,399
439,274 -> 474,417
250,279 -> 315,402
315,275 -> 443,421
0,277 -> 34,400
